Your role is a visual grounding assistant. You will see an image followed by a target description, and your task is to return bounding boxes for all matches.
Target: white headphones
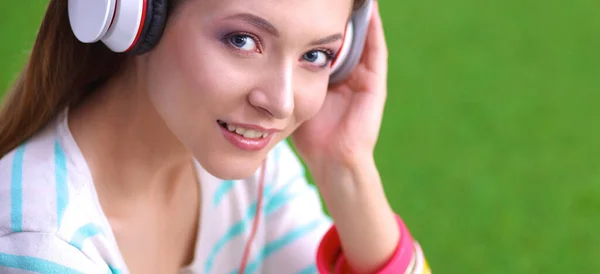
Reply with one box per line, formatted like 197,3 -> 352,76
67,0 -> 373,84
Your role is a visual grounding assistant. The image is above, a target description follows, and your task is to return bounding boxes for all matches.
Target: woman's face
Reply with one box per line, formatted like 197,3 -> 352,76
143,0 -> 353,179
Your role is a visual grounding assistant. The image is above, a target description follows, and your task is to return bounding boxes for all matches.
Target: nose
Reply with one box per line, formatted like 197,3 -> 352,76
248,64 -> 294,119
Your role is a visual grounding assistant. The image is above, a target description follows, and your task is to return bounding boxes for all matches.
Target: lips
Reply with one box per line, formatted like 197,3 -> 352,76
217,120 -> 278,151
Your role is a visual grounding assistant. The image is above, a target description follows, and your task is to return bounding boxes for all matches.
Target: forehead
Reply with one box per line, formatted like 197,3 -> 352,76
191,0 -> 353,33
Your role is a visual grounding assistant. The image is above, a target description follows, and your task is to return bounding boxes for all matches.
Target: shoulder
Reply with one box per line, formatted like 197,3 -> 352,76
0,231 -> 112,274
0,120 -> 60,186
0,116 -> 98,239
0,118 -> 125,272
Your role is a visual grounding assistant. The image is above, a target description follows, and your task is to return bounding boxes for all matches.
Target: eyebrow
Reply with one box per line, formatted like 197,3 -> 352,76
309,33 -> 344,46
225,13 -> 280,37
224,12 -> 344,46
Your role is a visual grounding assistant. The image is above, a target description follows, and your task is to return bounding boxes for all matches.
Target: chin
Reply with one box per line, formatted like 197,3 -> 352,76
196,155 -> 264,181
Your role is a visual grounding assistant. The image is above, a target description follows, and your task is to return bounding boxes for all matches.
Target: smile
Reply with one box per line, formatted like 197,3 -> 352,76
217,120 -> 276,151
218,120 -> 270,139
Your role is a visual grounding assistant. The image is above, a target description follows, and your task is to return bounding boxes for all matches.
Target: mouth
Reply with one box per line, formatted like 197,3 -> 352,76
217,120 -> 271,139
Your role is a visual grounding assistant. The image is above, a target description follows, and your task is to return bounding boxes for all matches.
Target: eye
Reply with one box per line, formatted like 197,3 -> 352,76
226,33 -> 261,53
302,50 -> 334,68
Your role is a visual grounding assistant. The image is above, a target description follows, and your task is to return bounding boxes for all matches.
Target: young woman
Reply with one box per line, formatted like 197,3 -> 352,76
0,0 -> 430,273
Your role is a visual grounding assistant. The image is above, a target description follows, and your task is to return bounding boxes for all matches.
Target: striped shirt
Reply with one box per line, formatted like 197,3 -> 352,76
0,109 -> 429,274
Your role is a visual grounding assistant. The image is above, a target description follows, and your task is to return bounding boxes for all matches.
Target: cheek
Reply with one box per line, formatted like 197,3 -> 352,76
173,34 -> 257,111
142,31 -> 228,150
294,80 -> 329,122
147,32 -> 245,121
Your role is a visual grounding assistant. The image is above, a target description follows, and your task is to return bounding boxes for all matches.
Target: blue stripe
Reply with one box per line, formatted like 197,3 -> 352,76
297,263 -> 318,274
10,144 -> 26,232
212,141 -> 285,208
55,140 -> 69,228
205,169 -> 306,273
108,264 -> 122,274
0,252 -> 83,274
230,219 -> 322,274
205,141 -> 305,273
204,184 -> 275,273
213,180 -> 236,207
263,177 -> 301,215
69,223 -> 105,250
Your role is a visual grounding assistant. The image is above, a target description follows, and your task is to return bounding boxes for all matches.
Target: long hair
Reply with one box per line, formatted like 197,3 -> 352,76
0,0 -> 367,158
0,1 -> 126,157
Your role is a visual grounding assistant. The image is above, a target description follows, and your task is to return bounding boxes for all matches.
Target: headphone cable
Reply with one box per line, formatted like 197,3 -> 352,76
238,160 -> 267,274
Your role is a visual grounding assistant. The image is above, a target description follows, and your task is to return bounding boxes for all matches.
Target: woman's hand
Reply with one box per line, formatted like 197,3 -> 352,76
291,2 -> 401,273
291,0 -> 388,175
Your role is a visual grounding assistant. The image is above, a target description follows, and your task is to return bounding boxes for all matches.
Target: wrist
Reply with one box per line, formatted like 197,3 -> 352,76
307,151 -> 399,273
309,152 -> 387,216
315,167 -> 399,273
309,152 -> 377,189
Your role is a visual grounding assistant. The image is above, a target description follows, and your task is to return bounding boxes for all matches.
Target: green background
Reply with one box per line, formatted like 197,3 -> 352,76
1,1 -> 599,273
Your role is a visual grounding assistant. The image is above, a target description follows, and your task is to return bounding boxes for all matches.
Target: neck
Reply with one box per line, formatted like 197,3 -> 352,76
69,62 -> 196,205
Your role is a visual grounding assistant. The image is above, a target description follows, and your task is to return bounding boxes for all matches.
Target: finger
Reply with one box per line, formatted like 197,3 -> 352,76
362,1 -> 388,74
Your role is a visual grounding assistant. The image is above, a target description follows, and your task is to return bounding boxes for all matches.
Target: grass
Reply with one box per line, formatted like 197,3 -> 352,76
1,0 -> 599,272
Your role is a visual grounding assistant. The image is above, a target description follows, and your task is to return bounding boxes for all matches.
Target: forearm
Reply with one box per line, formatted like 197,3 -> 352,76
313,157 -> 400,274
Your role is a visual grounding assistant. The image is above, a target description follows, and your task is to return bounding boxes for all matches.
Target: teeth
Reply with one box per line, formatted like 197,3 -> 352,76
235,127 -> 246,135
222,122 -> 269,139
243,130 -> 261,138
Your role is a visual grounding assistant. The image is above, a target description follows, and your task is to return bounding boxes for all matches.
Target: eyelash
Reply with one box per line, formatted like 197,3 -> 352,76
222,31 -> 263,54
308,48 -> 336,68
221,31 -> 337,68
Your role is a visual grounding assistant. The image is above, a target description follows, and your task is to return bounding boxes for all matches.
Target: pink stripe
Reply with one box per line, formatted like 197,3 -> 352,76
316,214 -> 417,273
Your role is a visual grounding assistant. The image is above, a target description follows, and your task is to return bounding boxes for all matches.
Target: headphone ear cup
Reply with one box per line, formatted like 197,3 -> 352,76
330,22 -> 355,77
129,0 -> 168,55
68,0 -> 116,44
328,0 -> 373,84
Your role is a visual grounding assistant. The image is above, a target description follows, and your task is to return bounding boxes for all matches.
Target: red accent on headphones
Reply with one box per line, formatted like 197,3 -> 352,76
126,0 -> 148,51
330,24 -> 350,69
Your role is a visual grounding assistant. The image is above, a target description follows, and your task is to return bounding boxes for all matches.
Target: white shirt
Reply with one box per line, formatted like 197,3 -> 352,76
0,109 -> 333,274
